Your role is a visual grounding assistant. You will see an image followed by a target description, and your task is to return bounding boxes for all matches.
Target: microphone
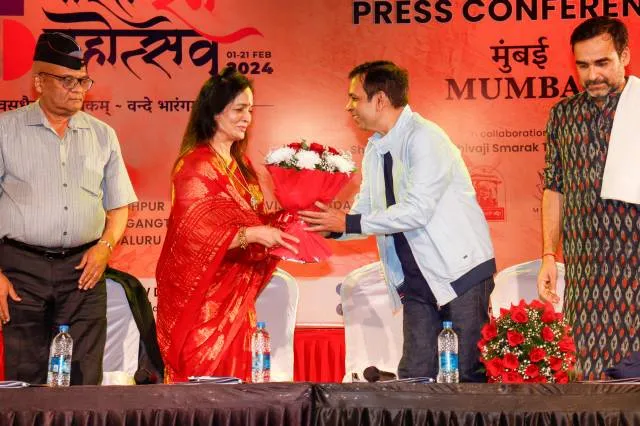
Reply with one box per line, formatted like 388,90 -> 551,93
363,366 -> 397,382
134,368 -> 159,385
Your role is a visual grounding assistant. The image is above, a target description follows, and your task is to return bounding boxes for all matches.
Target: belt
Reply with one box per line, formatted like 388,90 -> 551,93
1,238 -> 98,260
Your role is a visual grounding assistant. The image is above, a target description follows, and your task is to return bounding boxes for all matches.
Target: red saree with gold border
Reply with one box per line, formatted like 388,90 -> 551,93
156,146 -> 278,382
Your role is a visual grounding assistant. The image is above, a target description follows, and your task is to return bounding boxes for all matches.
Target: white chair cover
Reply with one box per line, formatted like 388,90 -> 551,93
491,259 -> 566,315
102,278 -> 140,384
341,262 -> 404,382
255,268 -> 299,382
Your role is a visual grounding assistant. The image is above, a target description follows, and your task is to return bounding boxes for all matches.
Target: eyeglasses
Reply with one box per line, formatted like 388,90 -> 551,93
39,72 -> 94,91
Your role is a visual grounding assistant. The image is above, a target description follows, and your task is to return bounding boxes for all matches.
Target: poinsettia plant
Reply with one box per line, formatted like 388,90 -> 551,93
478,299 -> 576,383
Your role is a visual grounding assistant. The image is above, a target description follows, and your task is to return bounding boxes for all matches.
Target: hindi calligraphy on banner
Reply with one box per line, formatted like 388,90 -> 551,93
490,37 -> 549,73
0,96 -> 32,112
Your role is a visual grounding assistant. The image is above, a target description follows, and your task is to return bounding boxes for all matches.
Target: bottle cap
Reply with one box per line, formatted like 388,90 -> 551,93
59,325 -> 70,333
442,321 -> 452,329
257,321 -> 266,329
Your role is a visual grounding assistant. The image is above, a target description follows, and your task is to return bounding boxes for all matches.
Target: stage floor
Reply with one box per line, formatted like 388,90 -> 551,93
1,382 -> 639,426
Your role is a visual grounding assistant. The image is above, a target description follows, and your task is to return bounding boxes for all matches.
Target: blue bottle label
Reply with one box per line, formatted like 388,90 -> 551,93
439,352 -> 458,371
61,358 -> 71,374
49,356 -> 71,374
252,353 -> 262,370
49,356 -> 61,373
252,352 -> 271,370
263,353 -> 270,370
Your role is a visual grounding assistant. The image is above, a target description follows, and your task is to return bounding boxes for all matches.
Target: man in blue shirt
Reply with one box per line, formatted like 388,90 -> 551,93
301,61 -> 496,381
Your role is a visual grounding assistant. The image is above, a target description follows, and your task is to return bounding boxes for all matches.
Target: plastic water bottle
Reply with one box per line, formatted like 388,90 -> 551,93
47,325 -> 73,387
251,321 -> 271,383
436,321 -> 459,383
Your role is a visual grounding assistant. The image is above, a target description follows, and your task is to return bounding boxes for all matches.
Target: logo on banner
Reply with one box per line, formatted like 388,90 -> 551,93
1,0 -> 35,81
1,0 -> 263,81
470,166 -> 505,221
0,0 -> 23,15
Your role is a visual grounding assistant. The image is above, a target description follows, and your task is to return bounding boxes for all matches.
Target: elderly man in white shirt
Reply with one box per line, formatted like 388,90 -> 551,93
0,32 -> 137,385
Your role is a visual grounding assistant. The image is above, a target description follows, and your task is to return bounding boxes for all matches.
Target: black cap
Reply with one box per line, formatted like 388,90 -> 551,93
33,32 -> 84,70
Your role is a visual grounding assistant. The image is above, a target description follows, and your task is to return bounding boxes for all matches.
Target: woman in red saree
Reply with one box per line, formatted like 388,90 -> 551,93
156,67 -> 298,382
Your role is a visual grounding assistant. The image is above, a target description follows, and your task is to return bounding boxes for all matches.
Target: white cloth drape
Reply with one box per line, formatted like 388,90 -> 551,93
601,75 -> 640,204
341,262 -> 404,382
102,279 -> 140,384
255,268 -> 299,382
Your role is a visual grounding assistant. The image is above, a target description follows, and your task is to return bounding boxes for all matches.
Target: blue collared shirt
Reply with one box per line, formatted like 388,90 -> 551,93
0,101 -> 137,248
342,105 -> 495,306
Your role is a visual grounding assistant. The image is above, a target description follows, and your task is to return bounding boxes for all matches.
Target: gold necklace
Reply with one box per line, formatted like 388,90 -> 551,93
212,149 -> 260,210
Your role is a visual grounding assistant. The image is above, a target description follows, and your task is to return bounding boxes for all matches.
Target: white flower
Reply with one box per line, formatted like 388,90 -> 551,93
266,147 -> 296,165
295,150 -> 321,170
325,153 -> 356,174
265,142 -> 357,173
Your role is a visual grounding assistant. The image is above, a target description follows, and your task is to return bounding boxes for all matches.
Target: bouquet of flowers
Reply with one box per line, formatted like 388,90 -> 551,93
265,140 -> 356,263
478,299 -> 576,383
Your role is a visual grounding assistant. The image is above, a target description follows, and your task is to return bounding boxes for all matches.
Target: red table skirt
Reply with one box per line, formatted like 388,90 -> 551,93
0,327 -> 346,383
293,327 -> 345,383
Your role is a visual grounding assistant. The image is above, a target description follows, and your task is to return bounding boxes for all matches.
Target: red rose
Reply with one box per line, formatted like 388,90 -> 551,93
529,347 -> 546,363
554,371 -> 569,383
529,299 -> 546,310
525,364 -> 540,378
484,357 -> 504,378
327,146 -> 339,155
309,142 -> 325,153
288,142 -> 302,150
541,305 -> 556,323
477,339 -> 487,351
549,356 -> 563,371
507,330 -> 525,347
558,336 -> 575,353
481,322 -> 498,341
510,305 -> 529,323
503,371 -> 524,383
502,353 -> 519,370
542,326 -> 555,342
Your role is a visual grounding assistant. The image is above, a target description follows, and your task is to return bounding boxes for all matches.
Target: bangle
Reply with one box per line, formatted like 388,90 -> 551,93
238,227 -> 248,249
542,252 -> 556,259
98,239 -> 114,252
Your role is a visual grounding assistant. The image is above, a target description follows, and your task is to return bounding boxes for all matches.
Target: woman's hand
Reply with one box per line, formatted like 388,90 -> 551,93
246,226 -> 300,254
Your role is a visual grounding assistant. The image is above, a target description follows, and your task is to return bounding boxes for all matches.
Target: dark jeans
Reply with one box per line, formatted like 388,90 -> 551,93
0,242 -> 107,385
397,277 -> 495,382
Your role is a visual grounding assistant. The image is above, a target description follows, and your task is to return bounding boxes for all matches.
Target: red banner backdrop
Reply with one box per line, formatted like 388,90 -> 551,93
1,0 -> 639,325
